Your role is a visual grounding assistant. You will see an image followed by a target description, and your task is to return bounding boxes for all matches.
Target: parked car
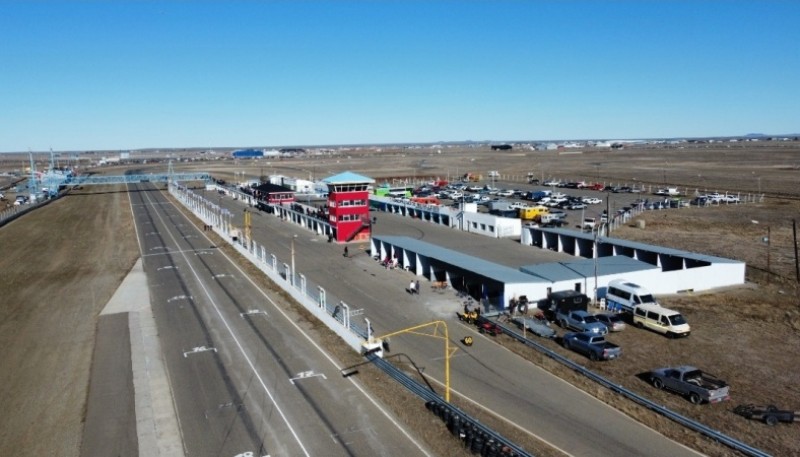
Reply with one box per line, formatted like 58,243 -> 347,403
562,332 -> 621,361
581,197 -> 602,204
568,202 -> 587,210
556,310 -> 608,335
649,366 -> 730,404
633,304 -> 690,338
595,313 -> 626,332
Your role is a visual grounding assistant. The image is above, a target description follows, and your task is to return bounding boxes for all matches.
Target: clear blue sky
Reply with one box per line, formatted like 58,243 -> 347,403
2,1 -> 798,152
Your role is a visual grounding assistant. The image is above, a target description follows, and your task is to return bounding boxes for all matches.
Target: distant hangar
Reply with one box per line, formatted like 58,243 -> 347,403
230,148 -> 306,159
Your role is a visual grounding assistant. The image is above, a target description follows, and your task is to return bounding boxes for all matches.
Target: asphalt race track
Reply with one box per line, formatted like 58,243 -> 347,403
127,183 -> 431,457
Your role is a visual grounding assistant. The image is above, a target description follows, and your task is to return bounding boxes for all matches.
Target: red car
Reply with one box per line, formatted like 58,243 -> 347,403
477,321 -> 501,336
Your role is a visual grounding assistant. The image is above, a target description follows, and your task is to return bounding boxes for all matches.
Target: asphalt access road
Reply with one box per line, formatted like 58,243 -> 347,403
217,193 -> 702,457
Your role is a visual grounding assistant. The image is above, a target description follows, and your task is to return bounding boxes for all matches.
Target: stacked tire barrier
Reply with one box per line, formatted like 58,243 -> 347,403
369,355 -> 531,457
425,400 -> 523,456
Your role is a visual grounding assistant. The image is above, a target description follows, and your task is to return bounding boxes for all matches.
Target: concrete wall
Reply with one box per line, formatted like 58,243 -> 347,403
171,183 -> 366,353
461,211 -> 522,238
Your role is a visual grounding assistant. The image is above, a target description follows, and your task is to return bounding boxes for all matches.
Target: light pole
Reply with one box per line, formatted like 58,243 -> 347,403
291,234 -> 297,286
593,222 -> 607,306
764,226 -> 771,284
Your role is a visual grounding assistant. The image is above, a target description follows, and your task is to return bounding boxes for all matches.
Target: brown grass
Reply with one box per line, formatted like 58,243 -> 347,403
2,142 -> 799,456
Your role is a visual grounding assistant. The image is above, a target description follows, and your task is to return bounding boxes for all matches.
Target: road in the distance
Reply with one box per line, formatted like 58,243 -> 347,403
216,191 -> 703,457
130,183 -> 431,457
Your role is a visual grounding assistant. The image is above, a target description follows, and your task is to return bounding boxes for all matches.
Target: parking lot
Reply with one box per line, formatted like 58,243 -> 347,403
414,177 -> 758,233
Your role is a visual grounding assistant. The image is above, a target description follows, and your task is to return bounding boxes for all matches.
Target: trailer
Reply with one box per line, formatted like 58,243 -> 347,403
734,404 -> 800,426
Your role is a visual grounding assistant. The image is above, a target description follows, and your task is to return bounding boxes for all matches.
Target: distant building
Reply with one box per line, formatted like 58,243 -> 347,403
491,144 -> 512,151
231,149 -> 264,159
251,183 -> 295,205
279,148 -> 306,154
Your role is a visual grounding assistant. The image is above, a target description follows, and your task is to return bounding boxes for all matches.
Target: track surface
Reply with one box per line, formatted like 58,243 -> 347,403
130,184 -> 428,457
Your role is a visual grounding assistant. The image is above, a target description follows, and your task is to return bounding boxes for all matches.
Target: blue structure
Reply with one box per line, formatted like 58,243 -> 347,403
231,149 -> 264,159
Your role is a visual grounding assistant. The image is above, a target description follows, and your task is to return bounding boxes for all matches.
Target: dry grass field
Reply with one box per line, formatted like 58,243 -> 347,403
0,186 -> 139,456
1,141 -> 798,456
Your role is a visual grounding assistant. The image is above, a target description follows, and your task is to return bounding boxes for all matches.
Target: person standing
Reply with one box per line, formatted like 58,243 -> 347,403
343,246 -> 349,257
408,280 -> 416,295
415,280 -> 421,296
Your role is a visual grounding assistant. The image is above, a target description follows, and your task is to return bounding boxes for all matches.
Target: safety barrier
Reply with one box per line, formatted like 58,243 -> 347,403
369,355 -> 532,457
484,315 -> 770,457
170,183 -> 369,352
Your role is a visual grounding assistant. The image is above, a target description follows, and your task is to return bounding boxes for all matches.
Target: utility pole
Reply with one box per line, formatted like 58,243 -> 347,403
765,226 -> 771,284
593,222 -> 606,305
794,219 -> 799,283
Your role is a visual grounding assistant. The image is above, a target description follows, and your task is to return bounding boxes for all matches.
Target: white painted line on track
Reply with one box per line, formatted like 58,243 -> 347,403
144,190 -> 312,457
163,188 -> 434,457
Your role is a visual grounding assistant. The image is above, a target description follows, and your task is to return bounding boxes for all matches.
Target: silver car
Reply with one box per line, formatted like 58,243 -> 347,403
595,313 -> 626,332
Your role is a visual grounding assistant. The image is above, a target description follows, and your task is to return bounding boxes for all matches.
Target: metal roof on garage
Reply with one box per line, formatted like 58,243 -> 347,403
520,256 -> 658,282
535,227 -> 743,264
374,235 -> 547,284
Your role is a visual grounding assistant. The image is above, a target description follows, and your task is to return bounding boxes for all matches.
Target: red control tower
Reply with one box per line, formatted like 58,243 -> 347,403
322,171 -> 375,243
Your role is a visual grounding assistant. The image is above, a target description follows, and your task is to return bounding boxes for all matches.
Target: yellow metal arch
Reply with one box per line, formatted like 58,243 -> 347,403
370,320 -> 457,402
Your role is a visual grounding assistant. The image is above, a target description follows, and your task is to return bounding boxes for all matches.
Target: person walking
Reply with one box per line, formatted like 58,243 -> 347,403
415,280 -> 421,296
343,246 -> 349,257
408,280 -> 416,295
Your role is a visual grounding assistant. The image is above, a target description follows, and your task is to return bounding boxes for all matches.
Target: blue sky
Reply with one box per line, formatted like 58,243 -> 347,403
2,1 -> 798,152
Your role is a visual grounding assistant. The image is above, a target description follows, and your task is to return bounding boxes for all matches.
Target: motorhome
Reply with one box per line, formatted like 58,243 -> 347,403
541,290 -> 591,320
605,279 -> 658,313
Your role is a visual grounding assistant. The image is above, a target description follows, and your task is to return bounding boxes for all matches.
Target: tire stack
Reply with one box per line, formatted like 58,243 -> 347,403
425,400 -> 524,456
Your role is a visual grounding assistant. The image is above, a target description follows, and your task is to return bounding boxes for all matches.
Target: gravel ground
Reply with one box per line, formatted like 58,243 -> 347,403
1,142 -> 798,456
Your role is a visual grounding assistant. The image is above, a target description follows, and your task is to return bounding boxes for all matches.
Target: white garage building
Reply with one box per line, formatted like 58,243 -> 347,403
521,226 -> 746,297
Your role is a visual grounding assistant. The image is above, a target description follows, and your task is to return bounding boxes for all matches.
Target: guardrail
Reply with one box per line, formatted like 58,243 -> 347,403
481,314 -> 771,457
368,354 -> 532,457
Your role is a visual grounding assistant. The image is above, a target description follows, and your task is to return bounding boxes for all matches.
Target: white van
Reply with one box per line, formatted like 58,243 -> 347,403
632,304 -> 690,338
605,279 -> 658,313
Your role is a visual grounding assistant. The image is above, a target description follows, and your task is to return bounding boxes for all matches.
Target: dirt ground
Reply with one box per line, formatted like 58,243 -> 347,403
0,186 -> 139,456
1,142 -> 799,456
